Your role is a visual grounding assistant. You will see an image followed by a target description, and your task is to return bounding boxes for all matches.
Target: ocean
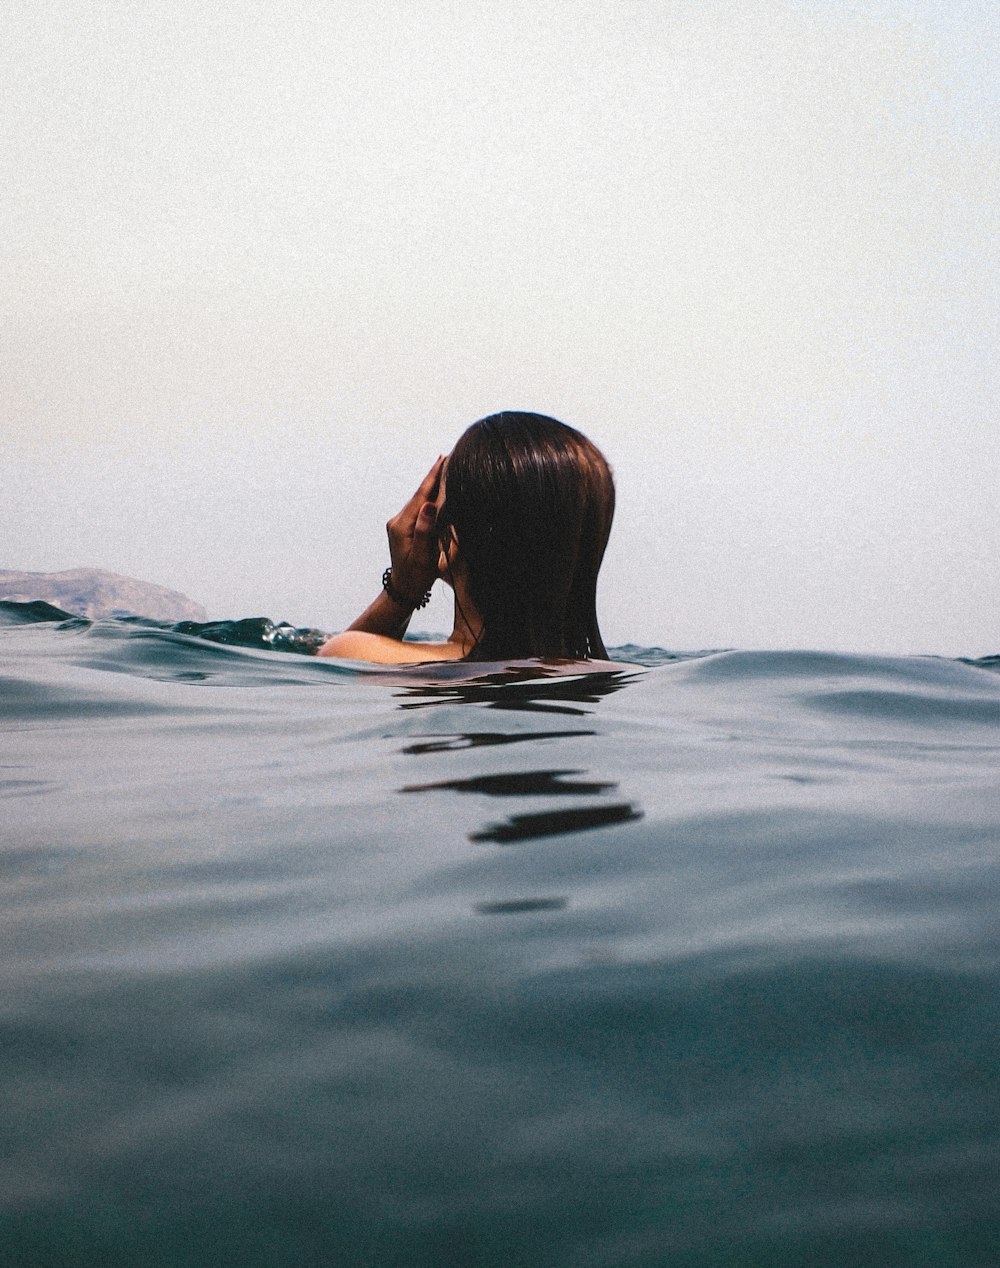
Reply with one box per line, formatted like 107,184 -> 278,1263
2,603 -> 999,1266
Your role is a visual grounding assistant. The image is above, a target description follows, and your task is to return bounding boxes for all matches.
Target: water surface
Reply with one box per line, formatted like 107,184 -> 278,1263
2,606 -> 999,1266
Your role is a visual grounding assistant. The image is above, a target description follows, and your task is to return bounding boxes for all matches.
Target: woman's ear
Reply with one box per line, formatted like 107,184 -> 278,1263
437,526 -> 461,581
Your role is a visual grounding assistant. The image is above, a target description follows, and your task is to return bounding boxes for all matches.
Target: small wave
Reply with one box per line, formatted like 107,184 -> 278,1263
1,600 -> 329,653
675,648 -> 954,683
0,674 -> 177,723
803,688 -> 1000,727
0,599 -> 77,625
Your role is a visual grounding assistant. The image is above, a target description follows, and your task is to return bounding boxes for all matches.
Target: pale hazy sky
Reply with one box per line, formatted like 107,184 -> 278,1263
3,0 -> 997,655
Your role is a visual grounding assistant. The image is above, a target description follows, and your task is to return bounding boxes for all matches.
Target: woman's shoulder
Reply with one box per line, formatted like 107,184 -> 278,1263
316,632 -> 466,664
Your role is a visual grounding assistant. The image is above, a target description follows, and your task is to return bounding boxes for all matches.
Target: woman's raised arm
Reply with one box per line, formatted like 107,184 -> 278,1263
317,456 -> 447,661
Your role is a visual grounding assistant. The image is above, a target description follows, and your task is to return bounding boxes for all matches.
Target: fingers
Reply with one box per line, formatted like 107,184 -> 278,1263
385,499 -> 438,599
420,454 -> 446,496
410,500 -> 438,556
403,455 -> 444,516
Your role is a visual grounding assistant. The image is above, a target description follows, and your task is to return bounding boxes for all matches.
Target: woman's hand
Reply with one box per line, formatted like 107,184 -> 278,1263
385,455 -> 444,604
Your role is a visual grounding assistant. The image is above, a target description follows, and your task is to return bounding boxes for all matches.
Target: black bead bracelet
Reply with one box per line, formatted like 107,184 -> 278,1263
382,567 -> 432,610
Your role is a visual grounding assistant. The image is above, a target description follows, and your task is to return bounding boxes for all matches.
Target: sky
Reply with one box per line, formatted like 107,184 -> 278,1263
3,0 -> 997,656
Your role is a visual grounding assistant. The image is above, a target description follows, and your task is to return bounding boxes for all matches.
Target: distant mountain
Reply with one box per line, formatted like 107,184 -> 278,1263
0,568 -> 207,622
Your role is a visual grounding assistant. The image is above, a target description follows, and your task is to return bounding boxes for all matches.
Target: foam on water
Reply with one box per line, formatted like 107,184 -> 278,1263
2,604 -> 999,1266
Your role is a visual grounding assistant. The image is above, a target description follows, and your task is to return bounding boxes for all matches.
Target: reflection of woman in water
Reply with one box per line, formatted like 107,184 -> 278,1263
319,412 -> 615,665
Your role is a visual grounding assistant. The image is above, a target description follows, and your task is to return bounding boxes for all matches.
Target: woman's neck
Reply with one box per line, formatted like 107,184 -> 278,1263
448,578 -> 482,655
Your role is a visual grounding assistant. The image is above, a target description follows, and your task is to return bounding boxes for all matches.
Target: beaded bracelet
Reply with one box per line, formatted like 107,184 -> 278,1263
382,567 -> 432,611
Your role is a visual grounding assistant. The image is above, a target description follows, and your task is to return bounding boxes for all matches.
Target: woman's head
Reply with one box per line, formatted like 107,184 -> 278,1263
437,412 -> 615,661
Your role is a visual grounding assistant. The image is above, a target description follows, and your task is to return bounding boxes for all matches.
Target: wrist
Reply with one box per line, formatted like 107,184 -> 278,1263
382,567 -> 432,610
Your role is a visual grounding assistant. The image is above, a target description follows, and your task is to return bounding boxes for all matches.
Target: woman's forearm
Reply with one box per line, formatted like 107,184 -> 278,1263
346,587 -> 415,638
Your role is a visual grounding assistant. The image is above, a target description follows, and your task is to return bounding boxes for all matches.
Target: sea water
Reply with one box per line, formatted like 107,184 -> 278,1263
2,603 -> 999,1267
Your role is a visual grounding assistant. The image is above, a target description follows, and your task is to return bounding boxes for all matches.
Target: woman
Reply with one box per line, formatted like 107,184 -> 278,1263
318,412 -> 615,665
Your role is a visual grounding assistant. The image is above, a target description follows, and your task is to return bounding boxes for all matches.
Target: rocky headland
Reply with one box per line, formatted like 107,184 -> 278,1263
0,568 -> 207,622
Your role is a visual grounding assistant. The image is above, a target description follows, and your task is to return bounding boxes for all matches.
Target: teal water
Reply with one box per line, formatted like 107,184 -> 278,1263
2,605 -> 999,1266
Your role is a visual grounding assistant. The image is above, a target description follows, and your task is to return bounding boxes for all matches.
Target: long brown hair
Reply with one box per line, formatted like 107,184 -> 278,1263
439,412 -> 615,661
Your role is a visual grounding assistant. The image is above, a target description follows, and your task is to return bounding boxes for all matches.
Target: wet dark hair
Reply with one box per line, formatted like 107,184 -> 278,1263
439,412 -> 615,661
